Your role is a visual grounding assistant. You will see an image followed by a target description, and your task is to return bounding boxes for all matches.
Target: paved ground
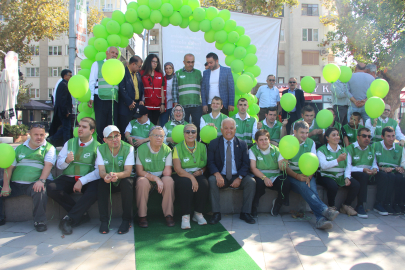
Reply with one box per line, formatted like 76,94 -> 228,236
1,211 -> 405,269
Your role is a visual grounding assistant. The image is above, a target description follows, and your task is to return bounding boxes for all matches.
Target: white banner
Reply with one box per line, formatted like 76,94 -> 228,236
162,12 -> 281,83
76,0 -> 87,59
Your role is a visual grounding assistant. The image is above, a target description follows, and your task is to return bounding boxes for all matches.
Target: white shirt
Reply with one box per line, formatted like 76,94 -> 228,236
57,138 -> 100,185
208,68 -> 220,104
235,113 -> 258,141
89,59 -> 106,100
365,117 -> 405,141
95,144 -> 135,167
248,144 -> 284,183
256,85 -> 280,107
344,141 -> 378,179
263,119 -> 283,132
317,143 -> 342,171
52,78 -> 63,105
199,112 -> 226,131
135,142 -> 173,176
125,119 -> 151,134
12,139 -> 56,183
166,78 -> 173,109
401,147 -> 405,169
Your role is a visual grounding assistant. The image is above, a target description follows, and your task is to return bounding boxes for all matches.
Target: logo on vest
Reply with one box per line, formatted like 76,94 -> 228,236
354,156 -> 360,160
103,159 -> 109,164
118,160 -> 123,166
347,133 -> 353,137
180,75 -> 186,78
183,157 -> 190,163
145,158 -> 152,162
376,152 -> 382,156
133,126 -> 138,129
163,157 -> 166,162
18,154 -> 25,159
257,156 -> 263,161
326,155 -> 334,160
376,126 -> 382,129
367,155 -> 373,160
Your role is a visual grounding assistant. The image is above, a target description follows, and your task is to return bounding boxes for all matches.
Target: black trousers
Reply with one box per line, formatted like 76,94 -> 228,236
94,95 -> 118,143
286,112 -> 299,135
184,106 -> 203,141
97,177 -> 134,222
394,172 -> 405,204
173,174 -> 209,216
118,113 -> 132,140
318,176 -> 360,207
148,110 -> 161,125
352,171 -> 390,205
47,175 -> 98,224
252,175 -> 291,209
207,104 -> 229,116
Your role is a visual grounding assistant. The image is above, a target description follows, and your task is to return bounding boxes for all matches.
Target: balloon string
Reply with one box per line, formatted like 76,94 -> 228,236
71,102 -> 78,154
108,87 -> 115,231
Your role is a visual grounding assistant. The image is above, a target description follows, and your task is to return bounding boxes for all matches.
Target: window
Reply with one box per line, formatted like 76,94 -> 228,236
48,88 -> 53,99
48,67 -> 62,77
30,88 -> 40,99
302,51 -> 319,65
278,51 -> 285,66
26,67 -> 39,77
302,28 -> 318,41
279,6 -> 284,17
278,77 -> 284,84
328,54 -> 335,63
280,30 -> 285,42
49,46 -> 62,56
302,4 -> 319,16
30,46 -> 39,56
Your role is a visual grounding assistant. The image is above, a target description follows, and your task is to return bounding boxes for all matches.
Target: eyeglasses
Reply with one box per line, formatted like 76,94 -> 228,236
185,130 -> 197,134
359,134 -> 372,139
173,109 -> 183,113
151,134 -> 164,138
268,79 -> 275,81
289,81 -> 297,84
106,134 -> 121,141
30,124 -> 45,129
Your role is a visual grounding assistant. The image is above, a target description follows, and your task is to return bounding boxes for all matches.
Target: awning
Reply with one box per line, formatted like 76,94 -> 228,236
20,100 -> 53,110
401,90 -> 405,103
278,90 -> 322,101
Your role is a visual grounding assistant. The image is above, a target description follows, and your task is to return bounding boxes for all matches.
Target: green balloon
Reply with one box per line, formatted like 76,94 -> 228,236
222,43 -> 235,55
236,74 -> 253,93
101,59 -> 125,86
150,10 -> 163,23
214,30 -> 227,43
193,7 -> 205,21
299,153 -> 319,176
366,88 -> 373,98
106,20 -> 120,35
339,66 -> 352,83
160,17 -> 170,27
204,30 -> 216,43
161,3 -> 174,17
138,5 -> 151,20
234,46 -> 247,59
180,5 -> 192,17
279,135 -> 300,159
107,34 -> 121,47
149,0 -> 162,9
169,12 -> 182,26
119,35 -> 129,48
232,72 -> 240,83
245,65 -> 261,77
94,38 -> 108,52
77,111 -> 92,123
280,93 -> 296,112
120,23 -> 134,37
316,109 -> 334,129
243,53 -> 257,67
79,102 -> 93,114
78,89 -> 91,102
132,21 -> 145,34
101,18 -> 111,27
200,126 -> 217,144
84,45 -> 97,60
241,93 -> 254,105
68,75 -> 89,99
88,37 -> 96,46
138,0 -> 149,5
248,103 -> 260,116
142,19 -> 155,30
235,26 -> 245,35
206,7 -> 218,20
93,25 -> 108,39
246,44 -> 257,54
112,10 -> 126,25
227,31 -> 239,43
370,79 -> 389,99
225,55 -> 236,66
242,71 -> 255,81
127,2 -> 139,10
253,78 -> 257,87
0,143 -> 15,169
323,63 -> 341,83
199,19 -> 211,32
252,94 -> 258,104
172,125 -> 185,143
215,42 -> 225,50
162,0 -> 170,5
218,9 -> 231,21
78,69 -> 90,80
229,107 -> 239,117
80,59 -> 94,70
188,0 -> 200,10
236,35 -> 251,47
170,0 -> 183,11
231,59 -> 244,73
179,17 -> 189,28
188,19 -> 199,32
211,17 -> 225,31
224,19 -> 236,33
95,51 -> 106,61
73,127 -> 79,138
301,76 -> 316,93
365,97 -> 385,118
125,8 -> 138,23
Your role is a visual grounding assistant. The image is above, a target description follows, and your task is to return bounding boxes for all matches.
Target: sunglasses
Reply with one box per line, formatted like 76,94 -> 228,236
30,124 -> 45,129
289,81 -> 297,84
185,130 -> 197,134
359,134 -> 372,139
268,79 -> 275,81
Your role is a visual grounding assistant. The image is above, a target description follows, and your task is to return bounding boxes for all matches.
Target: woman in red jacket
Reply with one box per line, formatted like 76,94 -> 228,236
139,54 -> 166,125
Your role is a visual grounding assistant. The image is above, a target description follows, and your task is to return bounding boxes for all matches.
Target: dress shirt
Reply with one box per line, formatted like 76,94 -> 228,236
263,119 -> 282,131
57,138 -> 100,185
199,112 -> 223,131
347,73 -> 374,106
89,59 -> 106,100
317,144 -> 342,170
256,85 -> 280,108
287,89 -> 297,112
365,117 -> 405,141
344,141 -> 378,179
248,144 -> 284,183
95,143 -> 135,167
129,67 -> 140,101
125,119 -> 151,134
221,137 -> 237,175
235,113 -> 258,140
208,68 -> 220,104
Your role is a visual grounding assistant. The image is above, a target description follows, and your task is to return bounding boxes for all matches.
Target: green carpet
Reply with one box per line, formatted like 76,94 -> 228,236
133,192 -> 260,270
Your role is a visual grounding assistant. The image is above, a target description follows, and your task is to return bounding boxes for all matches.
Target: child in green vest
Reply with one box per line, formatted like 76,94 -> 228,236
124,105 -> 154,148
163,104 -> 188,147
343,112 -> 364,146
258,106 -> 287,146
200,96 -> 228,138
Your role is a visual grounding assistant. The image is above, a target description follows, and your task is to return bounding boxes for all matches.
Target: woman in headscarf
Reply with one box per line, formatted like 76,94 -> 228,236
159,62 -> 177,127
163,104 -> 188,148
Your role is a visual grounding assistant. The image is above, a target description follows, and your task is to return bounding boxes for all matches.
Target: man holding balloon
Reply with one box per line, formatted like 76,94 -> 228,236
281,78 -> 305,135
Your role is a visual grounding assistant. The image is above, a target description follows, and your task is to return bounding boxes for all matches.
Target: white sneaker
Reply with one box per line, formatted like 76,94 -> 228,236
181,215 -> 191,230
192,212 -> 207,225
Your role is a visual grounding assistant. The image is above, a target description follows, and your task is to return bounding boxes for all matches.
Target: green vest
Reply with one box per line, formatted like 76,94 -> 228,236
346,144 -> 375,168
97,60 -> 118,102
98,141 -> 131,186
174,141 -> 207,173
232,114 -> 256,146
374,141 -> 402,168
202,113 -> 228,137
129,120 -> 154,141
318,144 -> 347,186
11,142 -> 54,183
164,121 -> 189,139
63,138 -> 100,177
343,124 -> 364,144
261,120 -> 282,142
250,144 -> 282,180
176,69 -> 202,106
289,138 -> 315,174
137,143 -> 171,176
292,118 -> 322,144
371,118 -> 398,142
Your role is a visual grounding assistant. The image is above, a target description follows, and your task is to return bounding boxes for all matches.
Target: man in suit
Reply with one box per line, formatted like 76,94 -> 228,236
48,69 -> 73,146
118,55 -> 144,136
281,77 -> 306,134
201,52 -> 235,116
207,118 -> 256,225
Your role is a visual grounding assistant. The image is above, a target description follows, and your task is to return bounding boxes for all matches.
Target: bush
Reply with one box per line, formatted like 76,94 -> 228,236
3,124 -> 28,137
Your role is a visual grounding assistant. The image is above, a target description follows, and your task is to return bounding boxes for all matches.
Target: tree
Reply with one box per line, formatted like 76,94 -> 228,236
16,79 -> 33,109
87,6 -> 105,34
320,0 -> 405,117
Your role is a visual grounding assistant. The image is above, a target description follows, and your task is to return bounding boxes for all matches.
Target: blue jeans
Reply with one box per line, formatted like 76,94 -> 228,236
288,176 -> 328,221
52,114 -> 71,144
347,104 -> 369,124
159,108 -> 172,127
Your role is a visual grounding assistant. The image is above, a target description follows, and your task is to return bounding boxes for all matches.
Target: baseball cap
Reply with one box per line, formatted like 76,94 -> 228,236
133,105 -> 149,118
103,125 -> 120,138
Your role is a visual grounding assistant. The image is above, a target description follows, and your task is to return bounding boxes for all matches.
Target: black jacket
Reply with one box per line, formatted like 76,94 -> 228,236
118,67 -> 144,116
281,88 -> 306,119
54,79 -> 72,116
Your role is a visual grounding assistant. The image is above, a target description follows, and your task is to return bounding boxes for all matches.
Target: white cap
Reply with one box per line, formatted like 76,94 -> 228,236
103,125 -> 120,138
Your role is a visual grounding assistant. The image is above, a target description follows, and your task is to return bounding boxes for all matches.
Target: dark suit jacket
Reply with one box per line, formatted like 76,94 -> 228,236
54,79 -> 72,116
281,88 -> 305,119
201,65 -> 235,108
118,67 -> 144,116
207,136 -> 250,177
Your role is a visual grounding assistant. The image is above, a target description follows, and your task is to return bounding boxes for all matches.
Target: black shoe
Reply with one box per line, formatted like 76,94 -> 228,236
384,203 -> 395,215
0,218 -> 5,226
271,198 -> 282,216
209,212 -> 221,225
118,220 -> 131,234
34,222 -> 47,232
99,221 -> 109,234
240,213 -> 256,224
251,205 -> 258,218
72,213 -> 91,228
59,216 -> 73,235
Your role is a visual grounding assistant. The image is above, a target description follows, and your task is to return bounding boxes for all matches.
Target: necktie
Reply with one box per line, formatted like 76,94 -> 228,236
80,143 -> 85,147
226,141 -> 232,180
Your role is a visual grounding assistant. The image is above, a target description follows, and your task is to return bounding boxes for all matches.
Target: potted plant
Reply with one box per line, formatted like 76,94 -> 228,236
4,124 -> 29,143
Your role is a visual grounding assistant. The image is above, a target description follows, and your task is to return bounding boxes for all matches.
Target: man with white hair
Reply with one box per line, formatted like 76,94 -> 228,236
365,64 -> 377,78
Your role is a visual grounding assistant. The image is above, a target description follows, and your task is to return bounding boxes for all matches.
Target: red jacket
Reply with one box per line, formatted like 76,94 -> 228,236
140,70 -> 166,111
